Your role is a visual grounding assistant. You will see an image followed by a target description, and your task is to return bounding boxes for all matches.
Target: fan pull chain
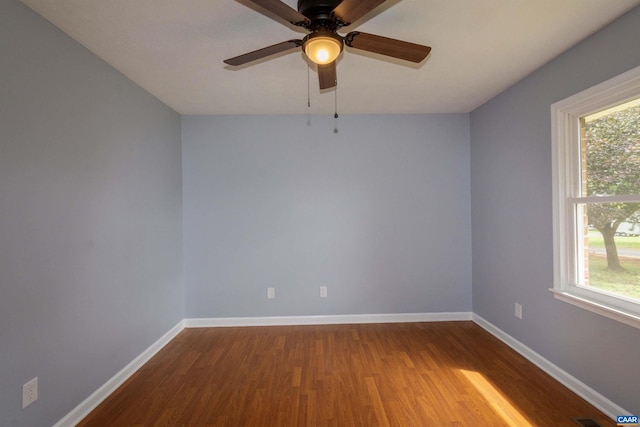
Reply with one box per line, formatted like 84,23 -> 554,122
305,65 -> 312,126
333,85 -> 339,134
307,65 -> 311,108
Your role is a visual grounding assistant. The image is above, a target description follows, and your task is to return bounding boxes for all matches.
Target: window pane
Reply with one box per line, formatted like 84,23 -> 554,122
581,203 -> 640,301
582,98 -> 640,197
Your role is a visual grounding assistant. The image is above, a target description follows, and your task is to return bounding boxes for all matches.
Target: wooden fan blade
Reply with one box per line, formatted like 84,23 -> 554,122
345,32 -> 431,63
331,0 -> 387,26
224,40 -> 302,66
318,62 -> 337,90
248,0 -> 310,26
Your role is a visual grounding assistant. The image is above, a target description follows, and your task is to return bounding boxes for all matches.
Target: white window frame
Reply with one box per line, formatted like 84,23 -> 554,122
551,65 -> 640,329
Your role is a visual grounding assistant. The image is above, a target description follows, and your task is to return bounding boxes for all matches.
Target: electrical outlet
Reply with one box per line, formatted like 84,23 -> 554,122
515,303 -> 523,319
320,286 -> 328,298
267,287 -> 275,299
22,377 -> 38,409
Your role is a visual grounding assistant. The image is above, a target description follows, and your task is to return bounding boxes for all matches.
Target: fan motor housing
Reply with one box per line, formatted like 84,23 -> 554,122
298,0 -> 342,25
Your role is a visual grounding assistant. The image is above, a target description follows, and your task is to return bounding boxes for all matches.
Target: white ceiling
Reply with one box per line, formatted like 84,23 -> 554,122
21,0 -> 640,115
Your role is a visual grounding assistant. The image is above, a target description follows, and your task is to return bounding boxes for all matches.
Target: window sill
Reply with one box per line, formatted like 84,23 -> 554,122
549,289 -> 640,330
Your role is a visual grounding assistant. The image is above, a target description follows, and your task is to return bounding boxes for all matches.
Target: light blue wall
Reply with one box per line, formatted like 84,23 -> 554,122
0,1 -> 183,426
182,114 -> 471,318
470,6 -> 640,414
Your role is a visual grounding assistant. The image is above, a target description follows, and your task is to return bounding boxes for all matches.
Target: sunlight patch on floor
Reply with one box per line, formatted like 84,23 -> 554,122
459,369 -> 533,427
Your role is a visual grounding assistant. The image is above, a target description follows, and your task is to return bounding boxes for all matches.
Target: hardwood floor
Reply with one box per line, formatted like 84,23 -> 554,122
78,322 -> 615,426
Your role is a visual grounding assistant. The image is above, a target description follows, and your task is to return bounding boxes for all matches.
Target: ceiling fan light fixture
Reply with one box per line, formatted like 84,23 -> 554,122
303,31 -> 343,65
224,0 -> 433,91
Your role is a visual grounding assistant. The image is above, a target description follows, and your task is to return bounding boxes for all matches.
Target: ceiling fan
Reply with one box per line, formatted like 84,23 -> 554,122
224,0 -> 432,90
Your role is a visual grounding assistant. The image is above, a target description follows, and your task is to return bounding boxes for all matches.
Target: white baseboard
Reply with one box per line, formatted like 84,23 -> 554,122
53,320 -> 185,427
184,311 -> 473,328
471,313 -> 628,419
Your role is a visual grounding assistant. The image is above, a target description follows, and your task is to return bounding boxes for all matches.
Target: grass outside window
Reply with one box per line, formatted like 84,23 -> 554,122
586,231 -> 640,300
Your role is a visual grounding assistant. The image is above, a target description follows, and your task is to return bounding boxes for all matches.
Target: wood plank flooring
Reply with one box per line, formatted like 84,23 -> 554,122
77,322 -> 615,426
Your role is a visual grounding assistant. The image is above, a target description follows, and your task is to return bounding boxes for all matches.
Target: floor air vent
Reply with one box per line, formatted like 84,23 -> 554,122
572,418 -> 602,427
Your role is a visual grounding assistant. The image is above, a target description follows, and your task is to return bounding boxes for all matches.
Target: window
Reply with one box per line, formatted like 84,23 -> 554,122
551,65 -> 640,329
